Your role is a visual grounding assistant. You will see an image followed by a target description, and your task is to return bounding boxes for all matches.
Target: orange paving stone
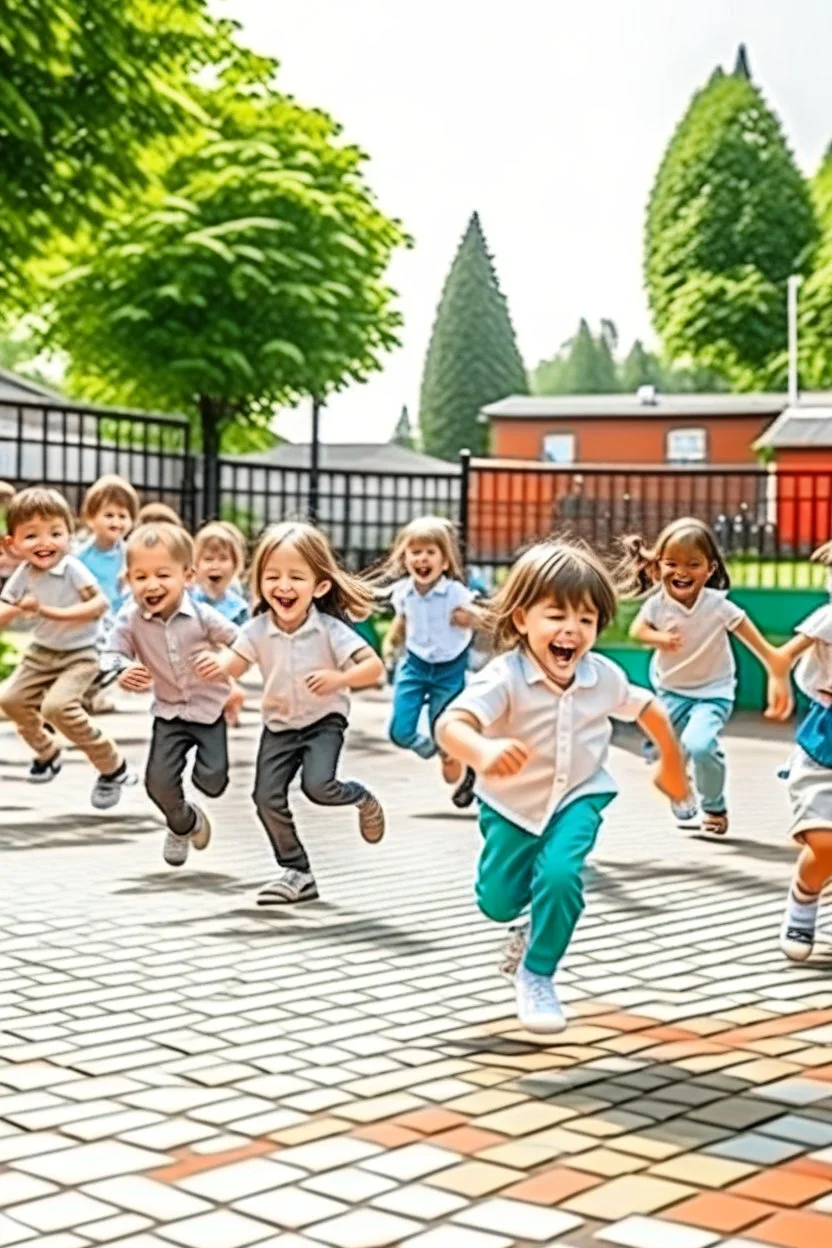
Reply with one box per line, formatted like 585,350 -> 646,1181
664,1191 -> 778,1233
431,1126 -> 508,1154
504,1165 -> 602,1205
394,1108 -> 468,1135
782,1156 -> 832,1181
149,1138 -> 274,1183
352,1122 -> 423,1148
749,1208 -> 832,1247
731,1168 -> 832,1206
716,1009 -> 832,1047
640,1026 -> 699,1043
801,1063 -> 832,1081
588,1013 -> 657,1032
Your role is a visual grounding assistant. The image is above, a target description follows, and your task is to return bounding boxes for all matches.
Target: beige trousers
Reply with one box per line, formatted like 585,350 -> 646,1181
0,645 -> 120,775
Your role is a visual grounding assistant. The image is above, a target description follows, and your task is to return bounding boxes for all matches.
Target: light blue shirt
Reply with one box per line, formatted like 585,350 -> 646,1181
391,575 -> 474,664
191,584 -> 249,627
77,538 -> 127,613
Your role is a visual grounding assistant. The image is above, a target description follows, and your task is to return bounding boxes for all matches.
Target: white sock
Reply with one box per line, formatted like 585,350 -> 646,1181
786,881 -> 819,930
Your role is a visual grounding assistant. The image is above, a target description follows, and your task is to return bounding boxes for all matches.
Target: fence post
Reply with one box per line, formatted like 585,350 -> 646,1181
458,447 -> 471,568
309,396 -> 322,522
199,396 -> 221,522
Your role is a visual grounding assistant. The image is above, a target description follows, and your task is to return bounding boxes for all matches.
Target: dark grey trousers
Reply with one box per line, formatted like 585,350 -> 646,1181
253,713 -> 367,871
145,716 -> 229,835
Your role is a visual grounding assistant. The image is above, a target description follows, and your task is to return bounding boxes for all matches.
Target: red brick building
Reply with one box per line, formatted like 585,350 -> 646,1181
754,404 -> 832,550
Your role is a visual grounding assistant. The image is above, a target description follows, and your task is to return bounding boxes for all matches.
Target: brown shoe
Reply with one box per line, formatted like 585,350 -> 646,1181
440,750 -> 463,785
357,794 -> 385,844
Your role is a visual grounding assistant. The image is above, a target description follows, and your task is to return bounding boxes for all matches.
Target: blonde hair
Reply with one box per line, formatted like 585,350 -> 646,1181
125,522 -> 194,569
0,481 -> 15,505
82,474 -> 139,523
6,486 -> 74,535
194,521 -> 246,575
489,539 -> 618,652
812,539 -> 832,566
137,501 -> 184,528
250,521 -> 375,621
617,517 -> 730,598
379,515 -> 465,583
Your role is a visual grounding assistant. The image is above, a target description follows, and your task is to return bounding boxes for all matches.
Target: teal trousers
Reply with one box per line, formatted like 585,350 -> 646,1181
476,792 -> 613,976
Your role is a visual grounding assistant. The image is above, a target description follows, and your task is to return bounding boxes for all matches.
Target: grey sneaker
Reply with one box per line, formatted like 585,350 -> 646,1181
28,752 -> 62,783
357,793 -> 385,844
163,829 -> 190,867
671,797 -> 699,827
257,869 -> 319,905
190,805 -> 212,851
91,763 -> 138,810
500,922 -> 529,978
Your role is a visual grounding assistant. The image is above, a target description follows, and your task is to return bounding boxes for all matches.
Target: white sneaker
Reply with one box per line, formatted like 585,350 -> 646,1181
500,922 -> 529,978
780,917 -> 815,962
257,869 -> 319,905
514,964 -> 566,1034
163,830 -> 190,867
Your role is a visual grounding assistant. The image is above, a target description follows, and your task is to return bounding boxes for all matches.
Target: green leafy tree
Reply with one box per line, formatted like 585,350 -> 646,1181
799,145 -> 832,388
41,70 -> 408,462
419,213 -> 527,459
645,46 -> 816,387
532,319 -> 619,394
620,339 -> 662,391
391,404 -> 415,449
0,0 -> 227,306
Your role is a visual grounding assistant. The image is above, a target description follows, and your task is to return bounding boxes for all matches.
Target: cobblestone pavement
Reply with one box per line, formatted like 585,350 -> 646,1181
1,688 -> 832,1248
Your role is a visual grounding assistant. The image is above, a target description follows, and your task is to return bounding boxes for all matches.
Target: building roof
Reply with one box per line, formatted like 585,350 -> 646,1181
754,405 -> 832,450
481,392 -> 832,421
0,366 -> 66,404
235,441 -> 460,476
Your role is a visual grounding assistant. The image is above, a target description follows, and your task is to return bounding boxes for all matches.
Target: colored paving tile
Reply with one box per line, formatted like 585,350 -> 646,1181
663,1191 -> 778,1233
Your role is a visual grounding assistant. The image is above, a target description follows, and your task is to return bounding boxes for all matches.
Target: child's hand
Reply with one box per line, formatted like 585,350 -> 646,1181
18,593 -> 39,616
478,737 -> 530,778
451,606 -> 474,628
224,683 -> 245,726
653,757 -> 690,804
118,664 -> 152,693
655,626 -> 683,653
306,669 -> 345,696
192,651 -> 223,681
765,674 -> 793,722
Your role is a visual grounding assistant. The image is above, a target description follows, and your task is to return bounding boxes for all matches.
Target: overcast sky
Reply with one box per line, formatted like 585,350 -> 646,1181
229,0 -> 832,447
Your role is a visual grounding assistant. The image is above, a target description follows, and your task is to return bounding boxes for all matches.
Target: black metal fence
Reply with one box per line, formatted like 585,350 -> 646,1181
2,399 -> 831,590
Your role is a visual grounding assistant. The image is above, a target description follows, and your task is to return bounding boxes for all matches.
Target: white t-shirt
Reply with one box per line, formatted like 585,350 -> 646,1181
391,575 -> 474,664
233,605 -> 367,731
633,586 -> 746,700
449,648 -> 653,836
795,604 -> 832,706
1,555 -> 100,651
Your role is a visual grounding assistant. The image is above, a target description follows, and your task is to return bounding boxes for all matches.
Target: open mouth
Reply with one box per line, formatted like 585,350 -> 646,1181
33,549 -> 55,560
671,577 -> 695,592
272,594 -> 297,612
548,642 -> 577,667
208,573 -> 224,586
143,592 -> 166,610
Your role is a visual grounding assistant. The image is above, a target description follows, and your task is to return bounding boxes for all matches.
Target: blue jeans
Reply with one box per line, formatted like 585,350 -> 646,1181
389,648 -> 469,759
660,691 -> 733,814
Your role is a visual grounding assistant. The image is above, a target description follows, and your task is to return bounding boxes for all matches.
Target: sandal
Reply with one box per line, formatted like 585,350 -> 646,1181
702,812 -> 729,836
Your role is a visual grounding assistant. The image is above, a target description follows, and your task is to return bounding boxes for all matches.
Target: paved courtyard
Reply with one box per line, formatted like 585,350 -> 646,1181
1,687 -> 831,1248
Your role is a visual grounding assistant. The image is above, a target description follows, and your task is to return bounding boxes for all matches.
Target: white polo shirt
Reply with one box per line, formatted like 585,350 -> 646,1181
633,587 -> 745,700
1,555 -> 101,651
450,648 -> 653,836
233,605 -> 367,732
795,604 -> 832,706
391,575 -> 474,663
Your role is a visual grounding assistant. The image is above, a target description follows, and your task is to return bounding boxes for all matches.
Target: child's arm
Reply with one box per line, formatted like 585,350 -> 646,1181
637,698 -> 691,803
451,601 -> 486,630
193,647 -> 251,681
436,708 -> 530,777
629,615 -> 682,653
0,599 -> 22,628
306,645 -> 384,695
37,585 -> 108,623
763,632 -> 815,721
382,613 -> 406,662
732,616 -> 793,720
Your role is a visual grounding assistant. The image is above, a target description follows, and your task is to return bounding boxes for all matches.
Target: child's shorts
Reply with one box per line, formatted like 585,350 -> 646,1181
787,746 -> 832,841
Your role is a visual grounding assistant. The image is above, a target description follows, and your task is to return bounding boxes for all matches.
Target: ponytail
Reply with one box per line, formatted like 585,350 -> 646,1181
616,533 -> 659,599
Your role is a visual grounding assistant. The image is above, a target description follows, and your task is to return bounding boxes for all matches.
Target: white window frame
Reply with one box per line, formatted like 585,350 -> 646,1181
542,432 -> 576,464
666,427 -> 707,464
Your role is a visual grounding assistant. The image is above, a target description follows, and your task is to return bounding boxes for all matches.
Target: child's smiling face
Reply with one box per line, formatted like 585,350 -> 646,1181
127,544 -> 191,620
513,595 -> 599,688
89,503 -> 133,549
404,540 -> 447,593
259,540 -> 329,633
10,513 -> 71,572
659,537 -> 715,607
196,542 -> 237,599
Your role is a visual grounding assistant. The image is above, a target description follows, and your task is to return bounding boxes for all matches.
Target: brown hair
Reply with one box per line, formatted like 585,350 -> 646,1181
6,486 -> 74,535
249,521 -> 375,621
137,501 -> 184,528
82,474 -> 139,523
617,517 -> 730,598
376,515 -> 465,584
194,521 -> 246,575
125,522 -> 194,569
489,539 -> 618,652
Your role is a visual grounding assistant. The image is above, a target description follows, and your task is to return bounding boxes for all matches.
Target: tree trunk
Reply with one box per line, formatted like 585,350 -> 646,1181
199,394 -> 222,523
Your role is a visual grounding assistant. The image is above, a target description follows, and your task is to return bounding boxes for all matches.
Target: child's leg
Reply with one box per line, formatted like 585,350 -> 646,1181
389,652 -> 433,758
191,717 -> 229,800
145,719 -> 199,834
428,652 -> 471,787
252,727 -> 310,872
300,714 -> 366,808
41,651 -> 121,775
782,830 -> 832,959
475,803 -> 537,926
525,794 -> 613,976
0,649 -> 58,760
679,699 -> 732,816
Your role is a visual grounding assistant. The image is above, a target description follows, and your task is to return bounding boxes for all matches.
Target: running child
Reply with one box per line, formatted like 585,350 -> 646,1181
769,541 -> 832,962
0,486 -> 134,805
0,481 -> 20,593
623,517 -> 788,836
106,522 -> 239,866
200,521 -> 385,906
382,516 -> 481,807
191,521 -> 249,725
437,540 -> 688,1033
137,501 -> 185,528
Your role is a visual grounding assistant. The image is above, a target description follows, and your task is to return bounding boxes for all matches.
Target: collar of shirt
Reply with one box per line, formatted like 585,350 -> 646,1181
265,602 -> 326,640
518,648 -> 599,694
142,593 -> 195,624
405,575 -> 450,600
43,557 -> 71,578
